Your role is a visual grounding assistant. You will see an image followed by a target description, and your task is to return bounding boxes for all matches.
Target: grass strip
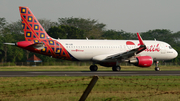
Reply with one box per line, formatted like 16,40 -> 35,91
0,76 -> 180,101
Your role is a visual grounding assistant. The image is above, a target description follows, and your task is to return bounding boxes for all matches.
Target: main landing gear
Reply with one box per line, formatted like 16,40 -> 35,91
89,65 -> 121,71
112,65 -> 121,71
89,65 -> 98,71
155,61 -> 160,71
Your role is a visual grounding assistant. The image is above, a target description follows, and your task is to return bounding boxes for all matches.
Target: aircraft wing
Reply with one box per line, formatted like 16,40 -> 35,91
92,33 -> 146,61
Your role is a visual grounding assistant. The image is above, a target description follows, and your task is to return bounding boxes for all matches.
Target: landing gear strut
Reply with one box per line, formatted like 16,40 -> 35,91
112,66 -> 121,71
155,61 -> 160,71
90,65 -> 98,71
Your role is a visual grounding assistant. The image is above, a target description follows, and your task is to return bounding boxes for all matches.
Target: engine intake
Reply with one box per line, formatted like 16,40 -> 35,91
129,56 -> 153,67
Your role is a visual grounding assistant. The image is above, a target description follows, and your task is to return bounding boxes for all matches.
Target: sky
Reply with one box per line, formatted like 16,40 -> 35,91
1,0 -> 180,33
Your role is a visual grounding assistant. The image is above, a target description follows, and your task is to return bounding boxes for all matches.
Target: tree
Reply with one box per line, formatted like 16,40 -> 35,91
103,30 -> 137,40
7,20 -> 24,35
38,19 -> 58,31
102,30 -> 123,39
0,19 -> 24,62
0,18 -> 8,62
58,17 -> 106,39
120,32 -> 137,40
0,17 -> 7,31
141,29 -> 172,42
47,25 -> 85,39
172,31 -> 180,44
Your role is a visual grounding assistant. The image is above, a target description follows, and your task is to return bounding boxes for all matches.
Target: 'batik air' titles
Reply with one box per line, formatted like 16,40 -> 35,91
127,41 -> 160,52
138,44 -> 160,52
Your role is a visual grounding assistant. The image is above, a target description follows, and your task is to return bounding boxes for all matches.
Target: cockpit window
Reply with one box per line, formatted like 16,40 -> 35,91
169,46 -> 172,49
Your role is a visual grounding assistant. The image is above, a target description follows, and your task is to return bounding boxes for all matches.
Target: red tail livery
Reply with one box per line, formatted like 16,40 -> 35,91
17,6 -> 75,60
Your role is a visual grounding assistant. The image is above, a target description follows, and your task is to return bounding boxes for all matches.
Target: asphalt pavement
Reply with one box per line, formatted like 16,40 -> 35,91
0,71 -> 180,77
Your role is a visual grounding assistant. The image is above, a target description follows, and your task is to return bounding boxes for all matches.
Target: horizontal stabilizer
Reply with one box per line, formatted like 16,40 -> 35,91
15,41 -> 44,50
31,43 -> 44,50
3,43 -> 16,45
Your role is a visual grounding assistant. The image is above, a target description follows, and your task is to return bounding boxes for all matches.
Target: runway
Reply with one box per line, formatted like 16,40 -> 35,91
0,71 -> 180,77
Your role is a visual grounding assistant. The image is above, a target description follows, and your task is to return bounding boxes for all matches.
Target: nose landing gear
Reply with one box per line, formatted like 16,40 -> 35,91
155,61 -> 160,71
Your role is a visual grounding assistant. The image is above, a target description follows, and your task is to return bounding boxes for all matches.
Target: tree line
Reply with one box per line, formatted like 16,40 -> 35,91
0,17 -> 179,64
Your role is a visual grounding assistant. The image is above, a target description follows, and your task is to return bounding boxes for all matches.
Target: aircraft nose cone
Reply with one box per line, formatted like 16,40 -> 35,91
174,50 -> 178,58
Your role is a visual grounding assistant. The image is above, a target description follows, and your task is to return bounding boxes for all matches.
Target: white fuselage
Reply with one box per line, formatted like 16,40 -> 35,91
56,39 -> 178,61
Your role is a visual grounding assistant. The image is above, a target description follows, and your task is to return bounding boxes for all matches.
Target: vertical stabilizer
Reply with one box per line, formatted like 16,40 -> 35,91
19,6 -> 51,41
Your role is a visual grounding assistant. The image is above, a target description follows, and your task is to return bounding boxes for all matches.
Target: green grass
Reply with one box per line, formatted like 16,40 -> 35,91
0,65 -> 180,71
0,76 -> 180,101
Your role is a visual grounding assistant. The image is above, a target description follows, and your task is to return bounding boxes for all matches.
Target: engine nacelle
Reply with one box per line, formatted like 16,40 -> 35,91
129,56 -> 153,67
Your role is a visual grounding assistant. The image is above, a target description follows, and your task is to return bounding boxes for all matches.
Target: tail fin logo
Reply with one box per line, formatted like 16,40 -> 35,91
19,6 -> 51,41
18,6 -> 77,61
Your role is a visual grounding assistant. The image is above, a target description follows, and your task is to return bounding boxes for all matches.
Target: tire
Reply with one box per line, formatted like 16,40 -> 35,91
90,65 -> 98,71
155,67 -> 160,71
112,66 -> 121,71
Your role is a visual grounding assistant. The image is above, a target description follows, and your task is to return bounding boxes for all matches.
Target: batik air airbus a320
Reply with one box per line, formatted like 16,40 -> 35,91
4,6 -> 178,71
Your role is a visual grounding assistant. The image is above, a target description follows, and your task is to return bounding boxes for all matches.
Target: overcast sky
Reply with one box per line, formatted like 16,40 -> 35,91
1,0 -> 180,33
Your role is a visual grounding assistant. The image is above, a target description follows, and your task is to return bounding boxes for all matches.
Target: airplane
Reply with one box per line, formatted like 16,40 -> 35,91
4,6 -> 178,71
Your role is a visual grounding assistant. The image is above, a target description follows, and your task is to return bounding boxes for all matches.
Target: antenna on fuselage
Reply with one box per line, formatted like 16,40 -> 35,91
154,38 -> 156,41
86,37 -> 88,40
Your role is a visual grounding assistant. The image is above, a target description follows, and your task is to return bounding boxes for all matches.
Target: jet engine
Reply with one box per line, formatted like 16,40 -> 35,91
129,56 -> 153,67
